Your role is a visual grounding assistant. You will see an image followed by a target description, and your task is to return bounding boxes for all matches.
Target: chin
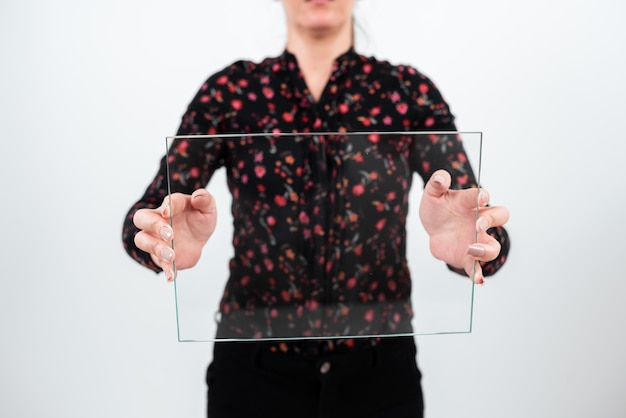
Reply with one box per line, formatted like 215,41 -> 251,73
284,0 -> 352,31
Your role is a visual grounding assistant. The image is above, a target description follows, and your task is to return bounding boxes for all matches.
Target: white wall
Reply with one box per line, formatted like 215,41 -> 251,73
1,0 -> 625,417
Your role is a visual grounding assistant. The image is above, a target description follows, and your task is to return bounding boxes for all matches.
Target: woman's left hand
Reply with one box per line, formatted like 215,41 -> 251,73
419,169 -> 510,284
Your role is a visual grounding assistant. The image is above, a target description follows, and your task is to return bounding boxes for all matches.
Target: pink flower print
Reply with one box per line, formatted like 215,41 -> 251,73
298,211 -> 310,224
231,99 -> 243,111
254,165 -> 266,178
352,183 -> 365,196
396,102 -> 408,115
274,195 -> 287,207
373,201 -> 386,212
306,299 -> 320,311
176,140 -> 188,156
263,87 -> 274,99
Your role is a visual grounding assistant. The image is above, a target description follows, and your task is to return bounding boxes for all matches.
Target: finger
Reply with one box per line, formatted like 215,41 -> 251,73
467,238 -> 501,263
159,192 -> 189,219
134,231 -> 177,281
190,189 -> 216,215
476,205 -> 510,233
424,169 -> 451,198
465,257 -> 485,284
472,261 -> 485,285
462,258 -> 484,285
133,208 -> 174,243
134,230 -> 175,263
453,187 -> 486,211
477,188 -> 490,207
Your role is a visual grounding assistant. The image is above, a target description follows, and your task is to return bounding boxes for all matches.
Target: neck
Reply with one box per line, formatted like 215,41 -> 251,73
285,25 -> 352,102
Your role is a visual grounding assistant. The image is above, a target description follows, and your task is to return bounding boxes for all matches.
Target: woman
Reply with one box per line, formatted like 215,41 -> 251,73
123,0 -> 510,417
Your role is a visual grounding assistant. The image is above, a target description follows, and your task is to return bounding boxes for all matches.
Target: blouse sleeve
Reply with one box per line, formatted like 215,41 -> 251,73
405,69 -> 510,277
121,73 -> 230,272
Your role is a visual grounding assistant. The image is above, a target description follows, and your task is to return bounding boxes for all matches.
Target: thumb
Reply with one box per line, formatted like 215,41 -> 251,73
424,169 -> 451,198
160,192 -> 190,218
190,189 -> 216,215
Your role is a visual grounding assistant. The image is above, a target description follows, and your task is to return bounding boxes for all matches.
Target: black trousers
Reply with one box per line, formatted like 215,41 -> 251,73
206,337 -> 424,418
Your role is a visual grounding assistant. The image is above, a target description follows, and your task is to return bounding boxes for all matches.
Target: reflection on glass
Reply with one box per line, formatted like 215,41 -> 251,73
166,132 -> 482,342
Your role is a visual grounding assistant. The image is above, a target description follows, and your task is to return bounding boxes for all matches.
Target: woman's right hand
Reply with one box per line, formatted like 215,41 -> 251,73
133,189 -> 218,281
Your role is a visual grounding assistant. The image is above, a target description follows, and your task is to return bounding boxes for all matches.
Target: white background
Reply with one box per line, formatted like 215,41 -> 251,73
1,0 -> 625,417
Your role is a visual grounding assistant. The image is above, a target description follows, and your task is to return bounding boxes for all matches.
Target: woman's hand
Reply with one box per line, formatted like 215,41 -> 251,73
419,169 -> 510,284
133,189 -> 217,281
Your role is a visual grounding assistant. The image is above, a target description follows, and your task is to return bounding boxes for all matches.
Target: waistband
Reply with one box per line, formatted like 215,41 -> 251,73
212,336 -> 417,376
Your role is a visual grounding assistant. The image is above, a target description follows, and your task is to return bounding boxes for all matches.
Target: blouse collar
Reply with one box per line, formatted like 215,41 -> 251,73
279,47 -> 360,74
278,47 -> 361,103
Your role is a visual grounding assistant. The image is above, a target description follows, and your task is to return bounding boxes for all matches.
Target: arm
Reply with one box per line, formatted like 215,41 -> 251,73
121,74 -> 229,277
405,70 -> 511,280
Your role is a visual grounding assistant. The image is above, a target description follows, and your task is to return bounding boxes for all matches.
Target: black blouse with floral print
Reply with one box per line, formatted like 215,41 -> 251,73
122,48 -> 510,347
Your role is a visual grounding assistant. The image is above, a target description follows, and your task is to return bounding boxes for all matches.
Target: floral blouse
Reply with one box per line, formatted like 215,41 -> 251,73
122,48 -> 510,347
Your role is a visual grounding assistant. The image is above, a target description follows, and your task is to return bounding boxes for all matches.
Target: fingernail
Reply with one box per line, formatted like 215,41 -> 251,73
433,174 -> 445,185
467,245 -> 486,257
477,218 -> 489,233
166,266 -> 177,282
160,247 -> 174,262
160,226 -> 173,241
478,191 -> 488,205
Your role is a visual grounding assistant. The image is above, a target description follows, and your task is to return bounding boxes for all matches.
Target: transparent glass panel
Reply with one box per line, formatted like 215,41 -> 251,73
165,131 -> 482,342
